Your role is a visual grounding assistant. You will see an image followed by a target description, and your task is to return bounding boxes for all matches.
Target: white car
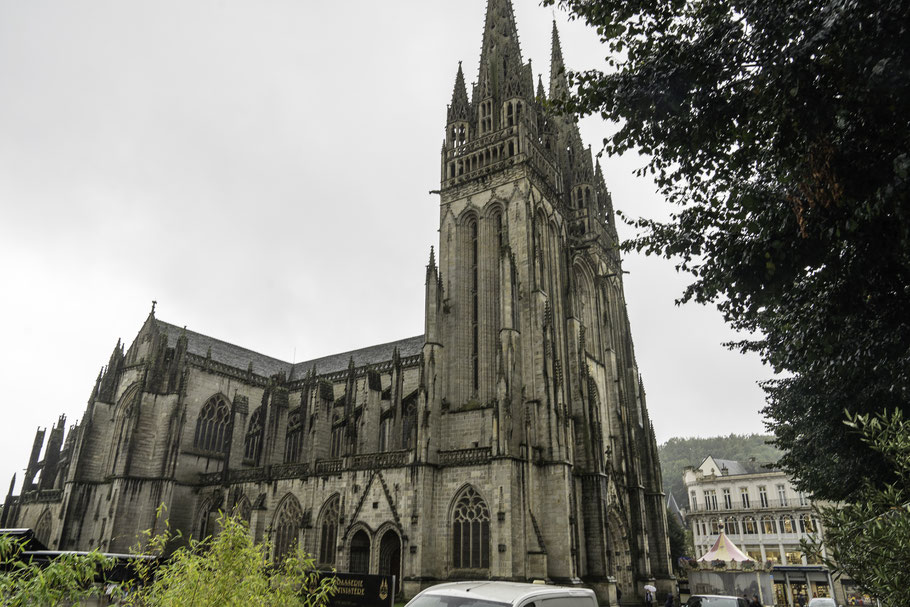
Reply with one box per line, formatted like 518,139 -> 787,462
807,599 -> 837,607
405,581 -> 599,607
685,595 -> 750,607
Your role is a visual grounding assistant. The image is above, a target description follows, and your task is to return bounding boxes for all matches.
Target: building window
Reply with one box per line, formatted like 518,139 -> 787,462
777,484 -> 787,505
780,515 -> 796,534
710,519 -> 721,534
765,547 -> 781,564
330,418 -> 345,458
745,546 -> 762,562
284,408 -> 304,463
798,492 -> 810,506
800,514 -> 818,534
244,406 -> 264,463
34,509 -> 52,547
703,490 -> 718,511
378,415 -> 392,452
232,496 -> 252,524
742,517 -> 757,534
690,491 -> 698,511
761,516 -> 777,534
273,495 -> 302,563
194,394 -> 231,454
784,547 -> 803,565
740,487 -> 750,508
725,517 -> 740,535
758,486 -> 769,508
318,495 -> 340,566
452,486 -> 490,569
349,529 -> 371,574
470,218 -> 479,394
722,488 -> 732,509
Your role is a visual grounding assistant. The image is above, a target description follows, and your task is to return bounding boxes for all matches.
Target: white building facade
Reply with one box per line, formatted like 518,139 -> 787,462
683,456 -> 861,607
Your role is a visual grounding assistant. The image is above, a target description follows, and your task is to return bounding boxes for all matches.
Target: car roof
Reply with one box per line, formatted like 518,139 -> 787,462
689,596 -> 743,600
417,582 -> 596,604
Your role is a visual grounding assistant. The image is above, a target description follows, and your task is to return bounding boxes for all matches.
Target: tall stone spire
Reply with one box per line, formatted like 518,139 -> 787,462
447,63 -> 470,124
549,21 -> 570,102
476,0 -> 524,102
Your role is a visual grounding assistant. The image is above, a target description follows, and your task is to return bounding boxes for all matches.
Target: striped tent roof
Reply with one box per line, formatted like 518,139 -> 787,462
697,528 -> 754,563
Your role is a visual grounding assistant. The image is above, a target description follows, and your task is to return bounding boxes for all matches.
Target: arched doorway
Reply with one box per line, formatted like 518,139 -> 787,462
349,529 -> 370,574
378,529 -> 401,594
607,510 -> 634,596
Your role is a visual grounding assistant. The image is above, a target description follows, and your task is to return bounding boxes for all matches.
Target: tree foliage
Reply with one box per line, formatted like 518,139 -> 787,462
658,434 -> 780,505
666,508 -> 689,569
542,0 -> 910,500
0,536 -> 115,606
120,511 -> 336,607
807,410 -> 910,607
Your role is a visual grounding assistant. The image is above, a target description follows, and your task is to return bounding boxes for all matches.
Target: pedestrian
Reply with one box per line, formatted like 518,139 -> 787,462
665,592 -> 675,607
645,589 -> 654,607
750,594 -> 762,607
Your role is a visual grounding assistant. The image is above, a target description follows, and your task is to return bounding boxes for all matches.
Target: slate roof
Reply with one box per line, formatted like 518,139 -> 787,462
156,320 -> 424,380
701,456 -> 778,476
291,334 -> 425,377
158,321 -> 292,378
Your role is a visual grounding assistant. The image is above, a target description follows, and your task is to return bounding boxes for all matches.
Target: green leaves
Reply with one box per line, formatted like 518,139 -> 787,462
120,511 -> 336,607
0,536 -> 116,606
805,411 -> 910,606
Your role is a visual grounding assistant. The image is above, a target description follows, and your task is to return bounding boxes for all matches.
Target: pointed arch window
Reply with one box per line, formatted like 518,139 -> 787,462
34,509 -> 52,547
273,495 -> 302,563
285,408 -> 304,463
318,495 -> 340,566
349,529 -> 370,574
401,393 -> 417,450
194,395 -> 231,454
452,486 -> 490,569
233,496 -> 252,525
378,414 -> 393,452
330,416 -> 345,458
244,406 -> 264,463
195,500 -> 212,540
470,217 -> 479,394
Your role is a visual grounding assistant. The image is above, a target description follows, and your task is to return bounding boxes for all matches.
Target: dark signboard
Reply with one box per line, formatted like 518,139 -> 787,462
320,572 -> 396,607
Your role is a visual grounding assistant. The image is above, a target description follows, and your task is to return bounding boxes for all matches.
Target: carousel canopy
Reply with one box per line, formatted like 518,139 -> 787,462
697,527 -> 754,563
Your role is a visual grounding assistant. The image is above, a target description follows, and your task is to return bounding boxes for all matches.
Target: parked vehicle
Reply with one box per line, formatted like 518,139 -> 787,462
405,581 -> 598,607
807,599 -> 837,607
685,595 -> 750,607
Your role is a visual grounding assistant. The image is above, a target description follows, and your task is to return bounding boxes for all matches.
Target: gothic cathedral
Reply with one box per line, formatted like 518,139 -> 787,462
4,1 -> 671,602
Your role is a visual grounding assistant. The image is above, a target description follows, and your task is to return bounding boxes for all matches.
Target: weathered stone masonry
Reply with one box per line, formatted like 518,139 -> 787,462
4,1 -> 672,603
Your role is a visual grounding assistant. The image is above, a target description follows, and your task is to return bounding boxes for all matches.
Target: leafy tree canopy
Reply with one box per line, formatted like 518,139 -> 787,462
542,0 -> 910,500
666,507 -> 689,570
658,434 -> 781,505
808,410 -> 910,607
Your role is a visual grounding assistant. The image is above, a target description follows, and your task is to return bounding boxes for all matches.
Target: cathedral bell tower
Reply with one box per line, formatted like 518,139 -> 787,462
419,0 -> 671,599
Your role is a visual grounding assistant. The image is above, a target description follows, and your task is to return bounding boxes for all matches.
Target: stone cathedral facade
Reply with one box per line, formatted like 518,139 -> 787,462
4,1 -> 671,602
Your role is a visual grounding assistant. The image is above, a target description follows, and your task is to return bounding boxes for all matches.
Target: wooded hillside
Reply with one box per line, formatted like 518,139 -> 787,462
658,435 -> 782,506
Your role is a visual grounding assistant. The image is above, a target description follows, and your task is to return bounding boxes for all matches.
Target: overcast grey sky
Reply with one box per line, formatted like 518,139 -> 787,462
0,0 -> 771,492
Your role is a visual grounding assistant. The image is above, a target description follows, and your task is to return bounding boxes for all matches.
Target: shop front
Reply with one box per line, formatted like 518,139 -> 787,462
771,566 -> 837,607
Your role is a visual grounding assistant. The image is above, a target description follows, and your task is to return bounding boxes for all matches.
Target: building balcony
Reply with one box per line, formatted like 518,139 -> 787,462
687,497 -> 812,513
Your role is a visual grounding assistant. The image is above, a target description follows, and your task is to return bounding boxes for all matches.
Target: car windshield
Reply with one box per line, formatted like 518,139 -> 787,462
407,595 -> 511,607
687,597 -> 740,607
